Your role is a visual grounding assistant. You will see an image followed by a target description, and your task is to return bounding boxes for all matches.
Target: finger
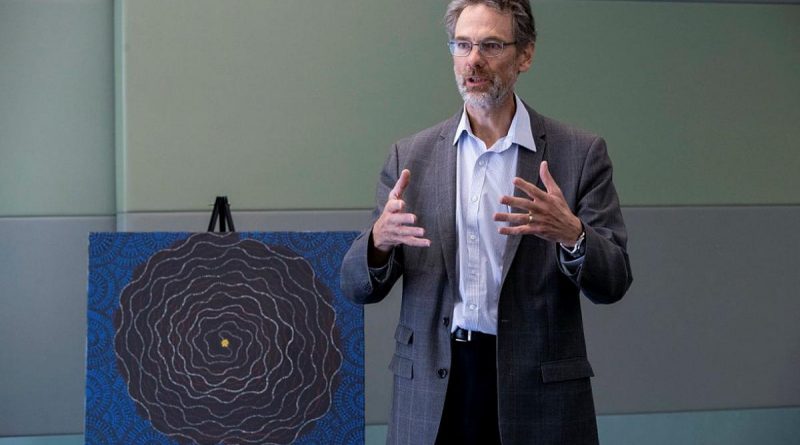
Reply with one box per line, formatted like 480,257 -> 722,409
398,236 -> 431,247
389,169 -> 411,200
394,226 -> 426,238
498,224 -> 537,236
493,212 -> 514,222
513,177 -> 547,200
494,212 -> 531,226
385,199 -> 406,214
499,195 -> 535,212
387,212 -> 417,226
539,161 -> 562,195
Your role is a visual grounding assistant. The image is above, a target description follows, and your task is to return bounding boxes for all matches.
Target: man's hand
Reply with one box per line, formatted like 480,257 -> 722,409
493,161 -> 583,246
369,169 -> 431,266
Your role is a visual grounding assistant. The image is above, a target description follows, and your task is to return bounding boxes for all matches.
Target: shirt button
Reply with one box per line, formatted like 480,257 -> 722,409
478,160 -> 486,166
469,234 -> 477,241
471,195 -> 478,203
438,368 -> 448,378
468,303 -> 478,311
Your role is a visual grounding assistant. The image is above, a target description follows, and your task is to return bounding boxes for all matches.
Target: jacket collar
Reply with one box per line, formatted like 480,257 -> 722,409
434,100 -> 548,291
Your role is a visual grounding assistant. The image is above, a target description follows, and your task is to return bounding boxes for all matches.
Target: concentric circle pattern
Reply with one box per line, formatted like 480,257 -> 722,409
114,233 -> 343,445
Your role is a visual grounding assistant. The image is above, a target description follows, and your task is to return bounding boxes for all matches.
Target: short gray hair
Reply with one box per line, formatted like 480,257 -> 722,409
444,0 -> 537,46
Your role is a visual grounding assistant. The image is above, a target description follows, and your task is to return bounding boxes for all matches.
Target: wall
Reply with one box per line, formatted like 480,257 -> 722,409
0,0 -> 116,435
1,0 -> 798,442
115,0 -> 800,212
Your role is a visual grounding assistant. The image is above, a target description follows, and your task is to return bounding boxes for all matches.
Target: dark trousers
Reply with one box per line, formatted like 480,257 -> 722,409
435,330 -> 501,445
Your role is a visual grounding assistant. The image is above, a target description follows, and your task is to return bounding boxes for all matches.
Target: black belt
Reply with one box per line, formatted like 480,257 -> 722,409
452,327 -> 495,343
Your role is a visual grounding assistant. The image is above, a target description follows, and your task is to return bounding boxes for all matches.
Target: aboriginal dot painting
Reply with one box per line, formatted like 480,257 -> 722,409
86,232 -> 363,445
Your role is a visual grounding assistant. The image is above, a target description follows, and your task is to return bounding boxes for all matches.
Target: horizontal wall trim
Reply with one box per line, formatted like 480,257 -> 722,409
0,215 -> 115,221
367,406 -> 800,445
613,1 -> 800,4
0,435 -> 82,444
2,201 -> 800,221
2,406 -> 797,444
115,209 -> 375,232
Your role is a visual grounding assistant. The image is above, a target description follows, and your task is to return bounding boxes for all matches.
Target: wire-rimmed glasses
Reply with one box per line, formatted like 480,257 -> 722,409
448,39 -> 517,57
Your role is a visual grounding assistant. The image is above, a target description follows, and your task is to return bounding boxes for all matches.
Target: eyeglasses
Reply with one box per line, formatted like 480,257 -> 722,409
448,39 -> 517,57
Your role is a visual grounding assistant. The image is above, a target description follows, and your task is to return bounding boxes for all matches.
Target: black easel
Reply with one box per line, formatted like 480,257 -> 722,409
207,196 -> 236,232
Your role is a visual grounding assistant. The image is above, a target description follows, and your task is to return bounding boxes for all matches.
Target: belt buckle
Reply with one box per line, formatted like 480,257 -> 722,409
454,328 -> 472,342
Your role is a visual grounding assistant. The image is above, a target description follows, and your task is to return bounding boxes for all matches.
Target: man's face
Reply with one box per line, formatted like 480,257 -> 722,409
452,4 -> 534,110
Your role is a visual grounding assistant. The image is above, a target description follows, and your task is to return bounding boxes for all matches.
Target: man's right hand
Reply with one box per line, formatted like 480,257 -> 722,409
369,169 -> 431,266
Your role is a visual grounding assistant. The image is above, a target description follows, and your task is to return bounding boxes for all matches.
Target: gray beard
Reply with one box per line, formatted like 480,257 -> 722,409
455,71 -> 513,110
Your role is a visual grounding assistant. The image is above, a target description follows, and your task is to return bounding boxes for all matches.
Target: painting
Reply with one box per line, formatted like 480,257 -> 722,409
86,232 -> 363,444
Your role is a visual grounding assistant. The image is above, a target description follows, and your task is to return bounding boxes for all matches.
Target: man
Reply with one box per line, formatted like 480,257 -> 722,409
340,1 -> 632,444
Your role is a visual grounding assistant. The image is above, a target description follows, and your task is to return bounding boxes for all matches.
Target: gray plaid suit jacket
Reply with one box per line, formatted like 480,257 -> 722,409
341,103 -> 632,445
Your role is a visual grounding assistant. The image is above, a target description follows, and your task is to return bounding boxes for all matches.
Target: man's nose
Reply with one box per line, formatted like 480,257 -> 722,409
466,45 -> 485,67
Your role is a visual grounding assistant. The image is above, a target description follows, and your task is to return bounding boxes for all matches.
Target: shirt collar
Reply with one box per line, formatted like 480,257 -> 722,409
453,94 -> 536,152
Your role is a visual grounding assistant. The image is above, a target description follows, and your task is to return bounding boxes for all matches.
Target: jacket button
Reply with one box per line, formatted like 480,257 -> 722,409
438,368 -> 448,378
442,317 -> 450,327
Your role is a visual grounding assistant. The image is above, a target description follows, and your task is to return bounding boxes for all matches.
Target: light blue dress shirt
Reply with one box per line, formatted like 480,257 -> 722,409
452,95 -> 537,335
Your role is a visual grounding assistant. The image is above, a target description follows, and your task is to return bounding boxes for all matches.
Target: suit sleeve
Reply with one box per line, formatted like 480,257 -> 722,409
340,144 -> 405,304
559,136 -> 633,304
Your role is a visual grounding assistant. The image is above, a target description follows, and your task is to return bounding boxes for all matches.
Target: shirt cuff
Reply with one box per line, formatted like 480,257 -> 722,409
368,249 -> 396,284
559,243 -> 585,275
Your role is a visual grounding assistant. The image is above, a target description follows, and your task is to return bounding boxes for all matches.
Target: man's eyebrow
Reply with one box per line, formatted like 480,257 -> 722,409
453,34 -> 505,42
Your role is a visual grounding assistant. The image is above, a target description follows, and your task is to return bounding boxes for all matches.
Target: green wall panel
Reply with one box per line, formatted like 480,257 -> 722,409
117,0 -> 457,212
523,1 -> 800,206
0,0 -> 115,217
117,0 -> 800,212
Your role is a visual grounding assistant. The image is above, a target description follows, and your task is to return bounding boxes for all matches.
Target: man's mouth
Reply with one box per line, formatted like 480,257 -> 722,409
466,76 -> 490,87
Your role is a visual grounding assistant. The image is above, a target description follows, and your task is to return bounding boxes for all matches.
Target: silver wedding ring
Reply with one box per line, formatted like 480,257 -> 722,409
528,213 -> 534,224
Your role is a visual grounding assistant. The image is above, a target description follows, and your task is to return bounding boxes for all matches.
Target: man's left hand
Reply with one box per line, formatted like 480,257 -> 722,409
494,161 -> 583,246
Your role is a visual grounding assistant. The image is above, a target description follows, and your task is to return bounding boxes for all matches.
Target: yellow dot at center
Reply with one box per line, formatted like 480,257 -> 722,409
221,338 -> 230,348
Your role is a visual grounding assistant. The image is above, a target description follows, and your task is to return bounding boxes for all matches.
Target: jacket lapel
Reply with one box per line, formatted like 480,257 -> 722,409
435,112 -> 461,302
500,105 -> 547,285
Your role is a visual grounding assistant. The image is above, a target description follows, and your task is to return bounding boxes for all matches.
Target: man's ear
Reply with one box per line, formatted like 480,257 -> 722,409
517,42 -> 535,74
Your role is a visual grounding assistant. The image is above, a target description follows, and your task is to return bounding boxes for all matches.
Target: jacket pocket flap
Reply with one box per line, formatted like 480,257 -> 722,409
389,354 -> 413,379
541,357 -> 594,383
394,324 -> 413,344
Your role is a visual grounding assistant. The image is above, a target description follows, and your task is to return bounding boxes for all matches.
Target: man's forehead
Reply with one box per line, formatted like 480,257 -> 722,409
454,4 -> 514,40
